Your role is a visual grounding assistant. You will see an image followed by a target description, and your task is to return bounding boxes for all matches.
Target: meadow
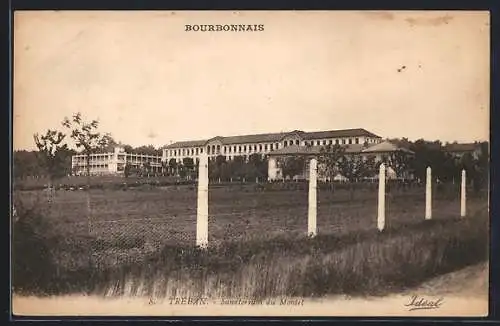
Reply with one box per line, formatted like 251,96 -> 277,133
12,180 -> 489,298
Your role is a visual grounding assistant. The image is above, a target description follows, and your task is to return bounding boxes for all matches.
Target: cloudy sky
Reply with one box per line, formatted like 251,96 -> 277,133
13,11 -> 490,151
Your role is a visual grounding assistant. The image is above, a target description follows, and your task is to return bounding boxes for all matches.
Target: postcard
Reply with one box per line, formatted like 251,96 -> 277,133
12,10 -> 490,317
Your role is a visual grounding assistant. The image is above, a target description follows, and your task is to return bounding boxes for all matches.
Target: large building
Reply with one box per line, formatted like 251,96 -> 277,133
70,128 -> 414,177
71,147 -> 162,176
162,128 -> 383,163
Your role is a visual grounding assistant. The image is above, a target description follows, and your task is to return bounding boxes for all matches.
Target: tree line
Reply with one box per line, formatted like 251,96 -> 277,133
15,112 -> 489,194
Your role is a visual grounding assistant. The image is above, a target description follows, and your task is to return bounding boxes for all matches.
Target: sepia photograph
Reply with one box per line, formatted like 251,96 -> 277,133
11,10 -> 490,317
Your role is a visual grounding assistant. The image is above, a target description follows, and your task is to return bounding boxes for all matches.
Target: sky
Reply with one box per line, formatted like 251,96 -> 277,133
13,11 -> 490,151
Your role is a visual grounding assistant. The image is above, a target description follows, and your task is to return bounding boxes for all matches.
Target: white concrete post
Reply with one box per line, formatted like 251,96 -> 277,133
308,158 -> 318,237
196,153 -> 209,248
377,163 -> 386,231
461,169 -> 466,217
425,166 -> 432,220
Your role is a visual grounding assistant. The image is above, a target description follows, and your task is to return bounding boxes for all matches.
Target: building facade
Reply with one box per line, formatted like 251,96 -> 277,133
71,147 -> 162,176
162,128 -> 383,164
267,140 -> 415,181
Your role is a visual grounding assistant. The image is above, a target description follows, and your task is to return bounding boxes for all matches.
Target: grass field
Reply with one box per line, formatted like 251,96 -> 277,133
12,182 -> 489,298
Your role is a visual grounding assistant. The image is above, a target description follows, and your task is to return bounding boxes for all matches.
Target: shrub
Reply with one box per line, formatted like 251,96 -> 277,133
12,199 -> 57,295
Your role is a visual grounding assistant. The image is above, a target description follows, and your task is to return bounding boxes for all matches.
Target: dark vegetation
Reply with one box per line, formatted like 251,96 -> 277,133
12,186 -> 489,299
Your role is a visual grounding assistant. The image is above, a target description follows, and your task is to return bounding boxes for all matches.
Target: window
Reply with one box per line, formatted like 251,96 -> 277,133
296,140 -> 300,145
223,146 -> 226,154
335,139 -> 339,145
264,144 -> 268,151
355,138 -> 359,144
284,141 -> 287,147
259,144 -> 263,151
244,145 -> 247,152
316,140 -> 320,146
323,140 -> 326,145
238,146 -> 242,153
233,146 -> 236,152
200,148 -> 203,154
196,148 -> 199,155
348,139 -> 352,145
342,139 -> 346,144
270,144 -> 274,150
329,140 -> 332,145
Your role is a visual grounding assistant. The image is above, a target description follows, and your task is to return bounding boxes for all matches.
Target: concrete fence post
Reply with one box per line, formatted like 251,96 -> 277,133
461,169 -> 466,217
196,153 -> 209,248
377,163 -> 386,231
425,166 -> 432,220
308,158 -> 318,237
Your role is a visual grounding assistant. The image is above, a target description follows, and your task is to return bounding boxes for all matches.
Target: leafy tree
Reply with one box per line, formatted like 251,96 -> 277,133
124,163 -> 131,178
61,112 -> 110,233
209,155 -> 226,181
279,156 -> 306,180
248,153 -> 267,181
33,129 -> 68,190
142,161 -> 151,177
133,145 -> 159,156
474,141 -> 489,191
183,157 -> 195,172
337,154 -> 376,200
62,112 -> 110,178
384,150 -> 413,181
318,144 -> 346,183
229,156 -> 246,181
168,158 -> 178,176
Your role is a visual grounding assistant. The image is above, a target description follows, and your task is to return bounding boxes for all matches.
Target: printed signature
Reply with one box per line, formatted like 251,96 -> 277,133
404,295 -> 444,311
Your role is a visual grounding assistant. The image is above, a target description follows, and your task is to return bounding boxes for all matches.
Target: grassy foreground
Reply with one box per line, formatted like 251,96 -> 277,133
13,204 -> 488,299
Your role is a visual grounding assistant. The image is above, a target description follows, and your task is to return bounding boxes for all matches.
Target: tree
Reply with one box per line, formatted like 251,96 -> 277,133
209,155 -> 226,181
61,112 -> 110,233
33,129 -> 68,193
229,156 -> 246,181
279,155 -> 306,180
62,112 -> 110,178
168,158 -> 178,176
384,150 -> 413,181
142,161 -> 152,178
182,157 -> 195,180
14,151 -> 44,180
337,154 -> 376,201
133,145 -> 159,156
247,153 -> 267,181
318,144 -> 346,185
124,163 -> 132,178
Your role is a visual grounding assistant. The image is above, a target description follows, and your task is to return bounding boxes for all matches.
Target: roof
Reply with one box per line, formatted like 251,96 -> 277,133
269,143 -> 378,156
218,132 -> 287,145
361,140 -> 414,154
444,143 -> 479,152
165,139 -> 207,148
164,128 -> 381,149
303,128 -> 381,140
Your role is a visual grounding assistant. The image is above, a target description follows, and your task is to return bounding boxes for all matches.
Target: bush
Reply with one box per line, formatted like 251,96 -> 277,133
12,200 -> 58,294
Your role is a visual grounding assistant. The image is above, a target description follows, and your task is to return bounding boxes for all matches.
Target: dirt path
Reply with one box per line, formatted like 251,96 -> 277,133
12,262 -> 489,317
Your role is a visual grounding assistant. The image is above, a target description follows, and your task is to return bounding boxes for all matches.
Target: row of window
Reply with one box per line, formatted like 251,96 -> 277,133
167,137 -> 377,158
72,156 -> 162,163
